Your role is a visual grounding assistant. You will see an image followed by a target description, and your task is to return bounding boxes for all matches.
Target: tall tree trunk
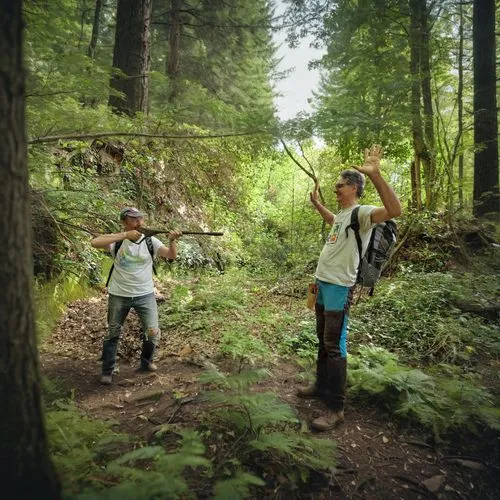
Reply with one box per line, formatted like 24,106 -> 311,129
167,0 -> 182,103
409,0 -> 424,210
472,0 -> 499,216
419,0 -> 436,210
87,0 -> 103,60
108,0 -> 153,115
0,0 -> 61,497
457,0 -> 464,209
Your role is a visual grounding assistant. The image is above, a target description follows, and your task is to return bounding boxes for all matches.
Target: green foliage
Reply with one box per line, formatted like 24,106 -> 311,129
83,430 -> 210,500
150,0 -> 277,132
46,396 -> 212,499
219,327 -> 273,370
350,269 -> 500,364
348,346 -> 499,439
279,318 -> 318,360
160,270 -> 304,368
214,471 -> 265,500
34,274 -> 97,340
201,369 -> 336,493
249,431 -> 336,472
46,399 -> 129,488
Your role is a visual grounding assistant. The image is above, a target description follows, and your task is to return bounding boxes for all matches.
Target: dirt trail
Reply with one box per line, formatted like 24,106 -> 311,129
40,294 -> 499,499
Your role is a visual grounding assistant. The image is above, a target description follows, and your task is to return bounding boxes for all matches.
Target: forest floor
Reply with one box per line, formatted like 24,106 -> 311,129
39,288 -> 499,500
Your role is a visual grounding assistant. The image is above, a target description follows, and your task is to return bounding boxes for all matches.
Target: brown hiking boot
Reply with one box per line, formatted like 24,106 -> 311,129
311,410 -> 344,431
297,384 -> 322,398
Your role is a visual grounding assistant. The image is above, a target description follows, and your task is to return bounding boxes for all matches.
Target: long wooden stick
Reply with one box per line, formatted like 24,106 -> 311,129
139,227 -> 223,237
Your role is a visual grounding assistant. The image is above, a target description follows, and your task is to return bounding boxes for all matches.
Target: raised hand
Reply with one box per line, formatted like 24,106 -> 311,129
354,144 -> 383,176
310,179 -> 320,205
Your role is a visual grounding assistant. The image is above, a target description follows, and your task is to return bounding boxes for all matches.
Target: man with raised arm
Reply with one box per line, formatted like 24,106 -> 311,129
91,207 -> 182,385
298,145 -> 402,431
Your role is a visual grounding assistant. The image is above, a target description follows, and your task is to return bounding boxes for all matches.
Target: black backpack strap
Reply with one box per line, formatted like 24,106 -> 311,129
145,236 -> 158,276
345,206 -> 363,279
105,239 -> 123,287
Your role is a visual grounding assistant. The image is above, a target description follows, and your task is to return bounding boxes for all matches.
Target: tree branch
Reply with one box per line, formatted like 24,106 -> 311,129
280,138 -> 325,204
29,130 -> 269,145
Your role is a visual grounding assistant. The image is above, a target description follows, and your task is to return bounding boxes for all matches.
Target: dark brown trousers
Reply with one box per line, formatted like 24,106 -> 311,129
314,303 -> 348,410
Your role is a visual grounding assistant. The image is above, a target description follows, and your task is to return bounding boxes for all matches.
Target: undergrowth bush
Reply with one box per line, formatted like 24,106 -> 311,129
350,270 -> 500,364
159,269 -> 302,364
46,397 -> 212,499
348,346 -> 500,439
200,368 -> 336,497
278,319 -> 317,360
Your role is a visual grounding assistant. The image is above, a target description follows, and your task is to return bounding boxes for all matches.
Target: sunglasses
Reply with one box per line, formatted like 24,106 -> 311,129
335,182 -> 351,190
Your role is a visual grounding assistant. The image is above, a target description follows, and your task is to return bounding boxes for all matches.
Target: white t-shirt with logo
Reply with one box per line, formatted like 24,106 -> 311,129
108,236 -> 164,297
315,205 -> 376,287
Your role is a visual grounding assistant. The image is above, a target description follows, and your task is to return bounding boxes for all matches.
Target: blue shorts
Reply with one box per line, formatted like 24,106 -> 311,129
316,280 -> 351,357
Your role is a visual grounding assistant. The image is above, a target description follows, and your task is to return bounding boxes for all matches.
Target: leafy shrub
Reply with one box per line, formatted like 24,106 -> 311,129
348,346 -> 499,439
350,270 -> 500,364
46,398 -> 212,499
279,319 -> 317,360
200,369 -> 337,496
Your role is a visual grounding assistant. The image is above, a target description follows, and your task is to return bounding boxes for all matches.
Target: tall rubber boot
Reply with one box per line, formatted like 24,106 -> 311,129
140,339 -> 156,370
101,337 -> 119,375
323,310 -> 347,411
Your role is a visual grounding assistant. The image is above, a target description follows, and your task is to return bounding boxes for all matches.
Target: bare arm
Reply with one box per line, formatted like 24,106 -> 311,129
90,230 -> 141,249
157,231 -> 182,260
310,181 -> 335,225
354,145 -> 402,224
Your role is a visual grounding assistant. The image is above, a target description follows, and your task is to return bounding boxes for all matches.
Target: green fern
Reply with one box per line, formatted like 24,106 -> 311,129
46,399 -> 129,485
78,430 -> 211,499
213,470 -> 265,500
348,345 -> 499,437
200,368 -> 338,494
199,367 -> 269,390
249,431 -> 336,471
204,391 -> 298,432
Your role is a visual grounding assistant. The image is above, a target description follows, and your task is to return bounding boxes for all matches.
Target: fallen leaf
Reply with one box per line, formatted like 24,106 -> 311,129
420,474 -> 445,493
178,344 -> 193,357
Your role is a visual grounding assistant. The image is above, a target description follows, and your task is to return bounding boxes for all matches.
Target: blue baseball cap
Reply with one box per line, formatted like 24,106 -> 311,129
119,207 -> 144,220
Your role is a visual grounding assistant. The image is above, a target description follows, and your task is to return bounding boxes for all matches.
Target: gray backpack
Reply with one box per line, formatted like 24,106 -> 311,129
346,206 -> 397,295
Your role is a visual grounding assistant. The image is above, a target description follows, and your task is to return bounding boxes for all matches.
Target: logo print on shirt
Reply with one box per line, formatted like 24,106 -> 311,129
117,244 -> 147,269
328,222 -> 342,244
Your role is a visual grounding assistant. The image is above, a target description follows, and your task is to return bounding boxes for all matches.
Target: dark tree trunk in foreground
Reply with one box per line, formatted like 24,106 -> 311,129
108,0 -> 153,115
0,0 -> 61,497
472,0 -> 499,216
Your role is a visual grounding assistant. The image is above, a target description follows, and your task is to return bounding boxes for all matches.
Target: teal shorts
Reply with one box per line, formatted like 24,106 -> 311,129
316,280 -> 352,357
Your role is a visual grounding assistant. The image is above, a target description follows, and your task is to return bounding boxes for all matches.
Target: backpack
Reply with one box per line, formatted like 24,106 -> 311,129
347,206 -> 397,295
105,236 -> 157,287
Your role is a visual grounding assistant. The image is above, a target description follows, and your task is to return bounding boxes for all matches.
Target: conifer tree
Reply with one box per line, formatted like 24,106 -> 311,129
109,0 -> 153,115
472,0 -> 499,216
0,0 -> 61,496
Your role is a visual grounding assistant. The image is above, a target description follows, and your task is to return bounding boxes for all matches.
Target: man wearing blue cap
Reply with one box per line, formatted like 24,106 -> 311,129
91,207 -> 182,384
